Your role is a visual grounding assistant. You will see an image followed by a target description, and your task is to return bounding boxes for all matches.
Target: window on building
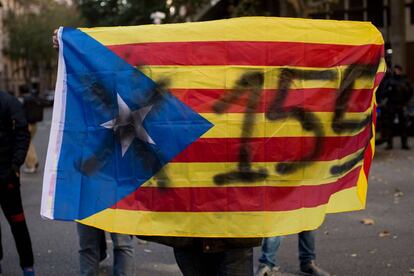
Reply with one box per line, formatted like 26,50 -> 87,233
349,0 -> 364,8
310,12 -> 329,19
408,2 -> 414,25
331,10 -> 345,20
367,0 -> 384,27
330,0 -> 345,19
334,0 -> 345,8
386,5 -> 391,26
4,64 -> 9,78
347,9 -> 364,21
347,0 -> 364,20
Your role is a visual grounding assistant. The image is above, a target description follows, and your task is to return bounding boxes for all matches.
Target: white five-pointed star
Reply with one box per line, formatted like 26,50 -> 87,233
101,93 -> 155,157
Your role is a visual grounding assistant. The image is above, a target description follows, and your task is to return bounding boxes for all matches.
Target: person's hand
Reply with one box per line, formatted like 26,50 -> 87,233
52,29 -> 59,49
10,165 -> 20,178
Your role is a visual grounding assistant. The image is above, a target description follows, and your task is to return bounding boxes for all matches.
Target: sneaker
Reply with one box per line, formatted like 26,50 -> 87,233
255,263 -> 281,276
23,267 -> 35,276
23,167 -> 37,174
300,261 -> 330,276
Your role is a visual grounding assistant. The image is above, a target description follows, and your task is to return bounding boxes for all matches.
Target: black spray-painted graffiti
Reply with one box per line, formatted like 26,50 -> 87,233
212,72 -> 269,185
78,77 -> 115,175
329,65 -> 377,175
78,74 -> 172,180
266,68 -> 335,175
212,64 -> 377,185
78,63 -> 377,188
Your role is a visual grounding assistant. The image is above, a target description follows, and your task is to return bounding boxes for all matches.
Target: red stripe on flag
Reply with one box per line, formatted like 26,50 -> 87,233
374,72 -> 385,87
112,167 -> 360,212
173,125 -> 371,162
363,105 -> 375,177
363,142 -> 373,177
372,104 -> 377,128
108,41 -> 383,67
169,88 -> 373,113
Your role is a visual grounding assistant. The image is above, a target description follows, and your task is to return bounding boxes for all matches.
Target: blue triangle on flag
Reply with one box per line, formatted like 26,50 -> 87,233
53,28 -> 213,220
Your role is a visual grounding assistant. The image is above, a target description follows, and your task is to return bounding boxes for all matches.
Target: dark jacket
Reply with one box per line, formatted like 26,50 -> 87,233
0,91 -> 30,179
139,236 -> 262,253
22,93 -> 44,124
383,75 -> 413,110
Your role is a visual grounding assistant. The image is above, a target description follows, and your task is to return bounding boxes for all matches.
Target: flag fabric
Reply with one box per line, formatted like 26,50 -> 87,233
41,17 -> 385,237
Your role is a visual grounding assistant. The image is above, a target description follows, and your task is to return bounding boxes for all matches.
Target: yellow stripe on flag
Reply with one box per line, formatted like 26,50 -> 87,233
326,186 -> 364,213
143,150 -> 364,188
200,111 -> 371,138
81,17 -> 383,46
139,65 -> 376,90
79,185 -> 363,237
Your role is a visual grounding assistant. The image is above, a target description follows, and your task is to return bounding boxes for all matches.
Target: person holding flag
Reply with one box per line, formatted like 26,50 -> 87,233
47,17 -> 385,275
0,90 -> 35,276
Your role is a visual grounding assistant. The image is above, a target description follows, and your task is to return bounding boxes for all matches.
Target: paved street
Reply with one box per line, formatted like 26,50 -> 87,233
1,107 -> 413,276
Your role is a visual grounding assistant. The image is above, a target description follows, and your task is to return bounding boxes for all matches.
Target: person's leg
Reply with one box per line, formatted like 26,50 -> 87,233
385,110 -> 395,149
0,178 -> 3,274
77,223 -> 104,276
258,236 -> 284,268
24,124 -> 38,171
398,109 -> 410,149
173,247 -> 218,276
99,232 -> 107,262
110,233 -> 135,276
0,173 -> 34,270
217,247 -> 253,276
0,223 -> 3,261
0,223 -> 2,273
298,231 -> 316,267
375,106 -> 386,145
298,231 -> 330,276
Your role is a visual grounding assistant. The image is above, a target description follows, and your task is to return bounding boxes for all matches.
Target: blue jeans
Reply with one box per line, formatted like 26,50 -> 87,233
77,223 -> 135,276
259,231 -> 316,268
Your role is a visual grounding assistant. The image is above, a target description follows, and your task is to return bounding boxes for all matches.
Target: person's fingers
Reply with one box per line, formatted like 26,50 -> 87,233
52,38 -> 58,48
52,28 -> 59,49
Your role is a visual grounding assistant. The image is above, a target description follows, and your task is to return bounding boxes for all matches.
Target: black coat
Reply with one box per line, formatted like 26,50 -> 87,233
139,236 -> 262,253
383,75 -> 413,110
0,91 -> 30,178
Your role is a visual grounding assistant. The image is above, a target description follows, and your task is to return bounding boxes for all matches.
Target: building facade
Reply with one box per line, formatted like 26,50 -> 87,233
200,0 -> 414,81
0,0 -> 26,94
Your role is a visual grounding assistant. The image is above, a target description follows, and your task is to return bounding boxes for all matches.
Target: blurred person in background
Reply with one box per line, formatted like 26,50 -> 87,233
375,66 -> 392,146
382,65 -> 413,150
20,84 -> 44,173
0,90 -> 35,276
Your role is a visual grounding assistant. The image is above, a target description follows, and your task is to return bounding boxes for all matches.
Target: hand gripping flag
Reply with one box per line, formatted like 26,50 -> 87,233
42,17 -> 385,237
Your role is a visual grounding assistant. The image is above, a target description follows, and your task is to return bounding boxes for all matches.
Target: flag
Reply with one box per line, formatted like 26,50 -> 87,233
42,17 -> 385,237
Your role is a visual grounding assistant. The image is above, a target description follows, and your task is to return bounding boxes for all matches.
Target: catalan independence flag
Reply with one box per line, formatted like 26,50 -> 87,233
41,17 -> 385,237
